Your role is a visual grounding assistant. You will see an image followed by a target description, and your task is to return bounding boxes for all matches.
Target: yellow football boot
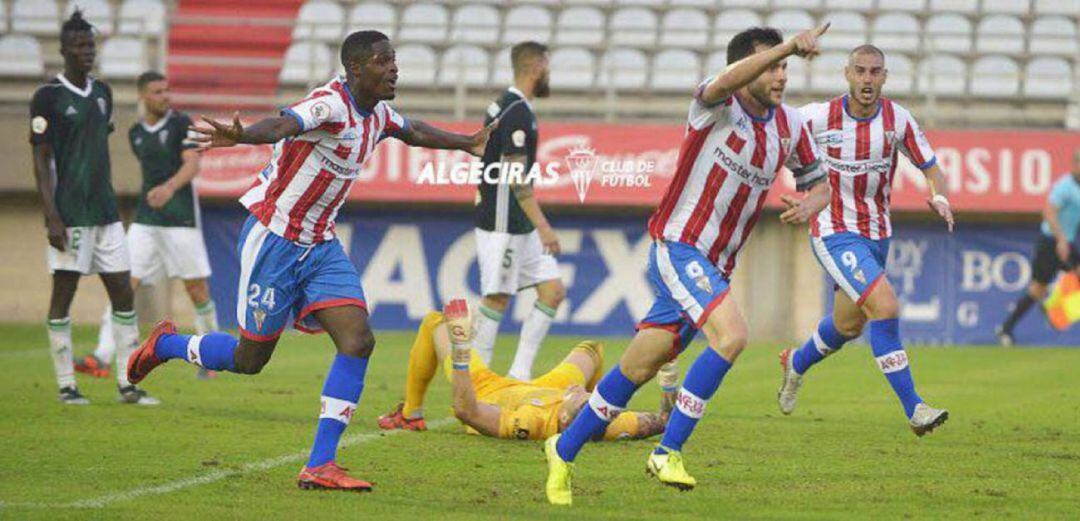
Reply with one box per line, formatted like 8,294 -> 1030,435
646,447 -> 697,491
544,434 -> 574,506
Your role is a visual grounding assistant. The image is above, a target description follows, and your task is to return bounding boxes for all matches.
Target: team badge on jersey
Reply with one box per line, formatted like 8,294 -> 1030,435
511,129 -> 526,147
31,116 -> 47,134
253,309 -> 267,331
97,97 -> 107,115
159,129 -> 169,145
310,101 -> 331,121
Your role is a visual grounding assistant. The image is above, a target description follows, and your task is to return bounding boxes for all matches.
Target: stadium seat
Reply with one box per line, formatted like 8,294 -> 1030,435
766,10 -> 816,41
976,16 -> 1025,55
100,38 -> 146,79
705,51 -> 726,77
293,0 -> 344,43
651,49 -> 701,92
669,0 -> 715,7
1034,0 -> 1076,15
721,0 -> 770,7
971,56 -> 1019,97
917,54 -> 967,96
822,11 -> 867,51
825,0 -> 875,10
871,13 -> 920,54
875,0 -> 926,12
279,41 -> 332,85
773,0 -> 823,8
65,0 -> 113,36
438,45 -> 489,87
118,0 -> 165,35
885,53 -> 914,94
555,7 -> 604,46
0,7 -> 6,34
929,0 -> 978,14
785,54 -> 809,93
549,47 -> 595,89
395,44 -> 437,86
660,9 -> 708,49
491,47 -> 511,86
616,0 -> 665,6
348,3 -> 396,40
1024,57 -> 1072,99
399,4 -> 448,44
610,8 -> 657,47
12,0 -> 60,35
504,6 -> 552,45
1030,17 -> 1078,56
924,14 -> 972,54
599,48 -> 647,90
983,0 -> 1030,15
450,4 -> 499,45
810,52 -> 848,94
0,34 -> 44,77
714,9 -> 763,47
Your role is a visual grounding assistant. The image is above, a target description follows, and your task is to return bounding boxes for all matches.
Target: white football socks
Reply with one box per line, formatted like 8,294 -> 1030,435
473,304 -> 503,365
111,310 -> 139,387
47,317 -> 75,389
508,301 -> 556,381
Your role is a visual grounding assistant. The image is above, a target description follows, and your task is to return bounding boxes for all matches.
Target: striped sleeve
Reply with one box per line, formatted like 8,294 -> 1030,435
379,103 -> 411,141
688,79 -> 733,130
786,109 -> 825,191
896,106 -> 937,170
282,90 -> 345,134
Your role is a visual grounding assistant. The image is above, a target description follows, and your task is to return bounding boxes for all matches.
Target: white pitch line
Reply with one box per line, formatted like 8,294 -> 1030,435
0,417 -> 456,510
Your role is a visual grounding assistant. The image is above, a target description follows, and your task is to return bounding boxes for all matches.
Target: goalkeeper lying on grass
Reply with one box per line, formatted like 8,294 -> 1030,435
378,299 -> 675,441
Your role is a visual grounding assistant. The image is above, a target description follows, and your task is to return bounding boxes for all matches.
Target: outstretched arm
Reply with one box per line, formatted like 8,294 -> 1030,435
400,119 -> 495,157
699,23 -> 830,105
189,111 -> 302,149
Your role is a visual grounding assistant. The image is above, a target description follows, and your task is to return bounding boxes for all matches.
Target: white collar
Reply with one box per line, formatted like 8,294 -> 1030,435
141,110 -> 173,133
508,86 -> 532,110
57,73 -> 93,97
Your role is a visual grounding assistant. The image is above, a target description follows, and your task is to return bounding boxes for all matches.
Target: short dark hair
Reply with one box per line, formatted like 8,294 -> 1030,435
61,8 -> 95,43
511,41 -> 549,77
849,44 -> 885,63
727,27 -> 783,65
340,30 -> 390,67
137,71 -> 166,90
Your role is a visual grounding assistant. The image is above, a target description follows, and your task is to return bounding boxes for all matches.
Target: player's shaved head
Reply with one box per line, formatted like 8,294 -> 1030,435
511,41 -> 549,77
727,27 -> 783,65
340,30 -> 390,68
849,44 -> 885,65
137,71 -> 166,91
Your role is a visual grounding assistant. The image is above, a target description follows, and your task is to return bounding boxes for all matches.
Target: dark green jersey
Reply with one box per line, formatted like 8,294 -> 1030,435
29,74 -> 118,227
475,88 -> 538,234
130,111 -> 200,227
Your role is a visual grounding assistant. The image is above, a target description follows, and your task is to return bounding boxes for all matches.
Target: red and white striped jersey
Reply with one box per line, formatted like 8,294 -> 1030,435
647,86 -> 825,278
800,95 -> 936,240
240,76 -> 409,244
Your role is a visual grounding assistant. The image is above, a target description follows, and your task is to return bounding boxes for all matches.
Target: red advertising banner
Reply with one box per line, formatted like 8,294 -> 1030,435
194,122 -> 1079,212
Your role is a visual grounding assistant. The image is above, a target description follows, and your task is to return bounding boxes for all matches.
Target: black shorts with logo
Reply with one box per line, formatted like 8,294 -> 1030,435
1032,234 -> 1080,284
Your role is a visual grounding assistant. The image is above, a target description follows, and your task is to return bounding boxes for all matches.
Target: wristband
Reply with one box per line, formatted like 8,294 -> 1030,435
931,194 -> 949,207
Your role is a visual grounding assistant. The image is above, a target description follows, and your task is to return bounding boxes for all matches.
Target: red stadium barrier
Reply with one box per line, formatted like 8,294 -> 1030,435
195,122 -> 1079,212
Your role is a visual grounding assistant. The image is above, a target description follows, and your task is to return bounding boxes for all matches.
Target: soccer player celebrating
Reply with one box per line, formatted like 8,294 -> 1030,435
78,71 -> 219,381
377,299 -> 672,441
30,10 -> 150,405
473,42 -> 565,380
777,45 -> 954,435
125,31 -> 493,491
544,25 -> 832,505
996,148 -> 1080,345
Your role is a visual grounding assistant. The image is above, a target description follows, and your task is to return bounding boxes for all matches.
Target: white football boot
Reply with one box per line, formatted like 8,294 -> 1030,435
777,348 -> 803,415
909,403 -> 949,436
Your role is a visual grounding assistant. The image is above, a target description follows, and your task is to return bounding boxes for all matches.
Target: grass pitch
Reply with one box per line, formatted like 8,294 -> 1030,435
0,323 -> 1077,520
